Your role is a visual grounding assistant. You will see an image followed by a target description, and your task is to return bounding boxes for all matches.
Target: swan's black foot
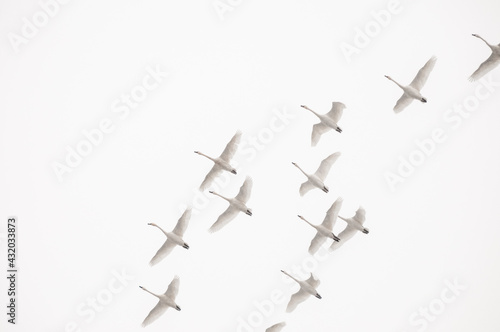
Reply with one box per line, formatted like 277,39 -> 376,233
322,187 -> 329,193
336,127 -> 342,133
315,293 -> 322,299
231,169 -> 237,174
421,98 -> 427,103
183,243 -> 189,249
175,305 -> 181,311
363,228 -> 369,234
246,210 -> 252,216
333,234 -> 341,242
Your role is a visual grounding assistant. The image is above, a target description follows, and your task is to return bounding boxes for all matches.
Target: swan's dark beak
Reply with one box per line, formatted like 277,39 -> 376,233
208,191 -> 214,194
315,293 -> 322,299
139,286 -> 143,289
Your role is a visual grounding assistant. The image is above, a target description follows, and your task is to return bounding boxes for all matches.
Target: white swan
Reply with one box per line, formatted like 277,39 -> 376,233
148,208 -> 191,266
281,270 -> 321,312
266,322 -> 286,332
140,277 -> 180,327
292,152 -> 341,196
298,197 -> 343,255
469,34 -> 500,81
208,176 -> 253,233
301,102 -> 345,146
195,131 -> 241,191
330,207 -> 368,251
385,56 -> 437,113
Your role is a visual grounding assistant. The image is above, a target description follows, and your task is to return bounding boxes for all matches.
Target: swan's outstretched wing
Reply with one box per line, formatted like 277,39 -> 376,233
393,94 -> 414,113
299,180 -> 315,196
306,273 -> 320,288
409,56 -> 437,91
314,152 -> 341,181
329,225 -> 357,251
149,240 -> 176,266
219,131 -> 242,162
352,207 -> 366,224
321,197 -> 343,230
172,208 -> 191,236
325,102 -> 345,123
235,177 -> 252,203
141,300 -> 168,327
469,53 -> 500,81
209,206 -> 239,233
286,288 -> 310,312
266,322 -> 287,332
165,276 -> 180,300
308,232 -> 327,255
311,122 -> 331,147
199,164 -> 222,191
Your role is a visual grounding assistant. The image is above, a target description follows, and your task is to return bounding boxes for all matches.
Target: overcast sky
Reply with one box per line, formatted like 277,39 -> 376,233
2,0 -> 500,331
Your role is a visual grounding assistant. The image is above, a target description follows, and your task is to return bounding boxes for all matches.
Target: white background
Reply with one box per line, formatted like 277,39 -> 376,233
1,0 -> 500,331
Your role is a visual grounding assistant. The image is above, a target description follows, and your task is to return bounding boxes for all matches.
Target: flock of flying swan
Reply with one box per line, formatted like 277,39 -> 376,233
138,33 -> 500,329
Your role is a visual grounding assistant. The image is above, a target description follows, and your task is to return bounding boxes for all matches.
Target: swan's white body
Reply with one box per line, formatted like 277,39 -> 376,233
330,207 -> 368,251
281,270 -> 321,312
292,152 -> 341,196
196,131 -> 241,190
299,197 -> 343,255
208,177 -> 253,233
140,277 -> 180,327
470,34 -> 500,81
301,102 -> 345,146
148,208 -> 191,266
385,56 -> 437,113
266,322 -> 286,332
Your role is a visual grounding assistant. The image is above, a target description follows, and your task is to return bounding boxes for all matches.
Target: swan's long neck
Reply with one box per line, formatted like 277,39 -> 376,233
294,164 -> 309,177
338,216 -> 348,223
304,106 -> 320,118
301,217 -> 316,229
281,270 -> 299,284
151,224 -> 169,237
388,77 -> 405,90
197,152 -> 215,162
476,35 -> 493,48
211,192 -> 230,202
140,287 -> 160,298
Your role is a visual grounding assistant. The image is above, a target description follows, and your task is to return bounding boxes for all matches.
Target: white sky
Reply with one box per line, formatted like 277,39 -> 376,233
1,0 -> 500,331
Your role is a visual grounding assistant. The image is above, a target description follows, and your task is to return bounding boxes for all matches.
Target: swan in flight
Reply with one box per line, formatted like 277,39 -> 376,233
195,131 -> 241,191
292,152 -> 341,196
208,176 -> 253,233
330,207 -> 368,251
147,208 -> 191,266
469,34 -> 500,81
385,56 -> 437,113
140,276 -> 181,327
298,197 -> 343,255
266,322 -> 286,332
281,270 -> 321,312
301,102 -> 345,146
